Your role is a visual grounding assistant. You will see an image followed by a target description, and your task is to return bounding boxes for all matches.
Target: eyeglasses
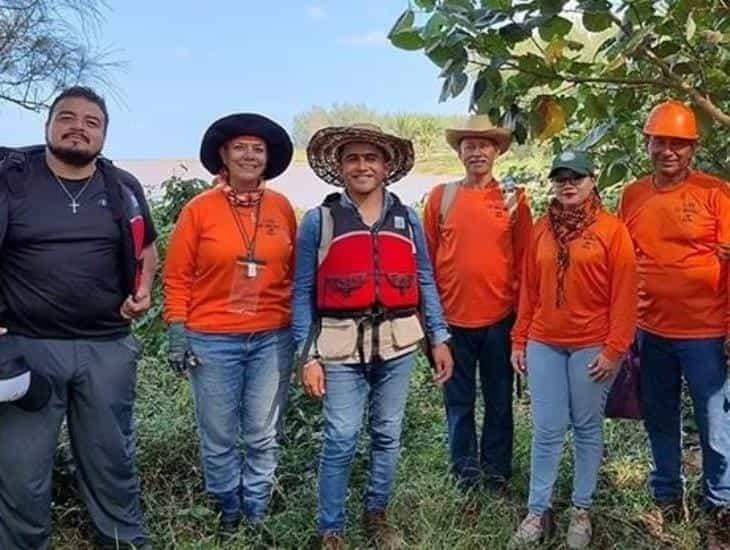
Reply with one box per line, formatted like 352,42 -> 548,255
552,175 -> 589,186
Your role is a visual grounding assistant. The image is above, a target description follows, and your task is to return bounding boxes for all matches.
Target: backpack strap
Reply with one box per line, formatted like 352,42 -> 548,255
317,205 -> 334,265
438,180 -> 462,226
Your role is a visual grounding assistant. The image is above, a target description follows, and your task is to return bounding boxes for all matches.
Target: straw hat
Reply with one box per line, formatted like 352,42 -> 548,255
445,115 -> 512,154
306,123 -> 415,186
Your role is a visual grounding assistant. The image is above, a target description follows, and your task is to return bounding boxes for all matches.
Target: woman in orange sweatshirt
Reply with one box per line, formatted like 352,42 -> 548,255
508,150 -> 637,550
163,114 -> 297,533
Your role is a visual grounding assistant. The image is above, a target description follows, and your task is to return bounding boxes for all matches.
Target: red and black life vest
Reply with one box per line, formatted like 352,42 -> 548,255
316,192 -> 419,316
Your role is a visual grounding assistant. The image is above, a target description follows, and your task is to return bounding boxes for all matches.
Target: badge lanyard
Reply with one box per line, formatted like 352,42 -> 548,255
228,198 -> 265,278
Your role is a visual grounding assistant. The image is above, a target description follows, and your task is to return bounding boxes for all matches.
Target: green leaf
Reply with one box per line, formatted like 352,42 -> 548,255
414,0 -> 436,9
390,30 -> 425,50
538,16 -> 573,41
686,13 -> 696,41
575,121 -> 613,150
500,23 -> 532,44
483,0 -> 512,10
423,13 -> 449,40
582,11 -> 613,32
439,76 -> 453,103
388,8 -> 415,39
601,160 -> 629,186
451,72 -> 469,97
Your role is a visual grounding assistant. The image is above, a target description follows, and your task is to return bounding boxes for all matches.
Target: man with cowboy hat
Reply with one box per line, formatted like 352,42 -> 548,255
293,123 -> 454,549
619,99 -> 730,549
422,115 -> 533,493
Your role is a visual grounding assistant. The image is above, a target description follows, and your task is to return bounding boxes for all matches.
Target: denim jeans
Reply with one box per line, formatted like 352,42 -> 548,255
318,352 -> 415,535
188,328 -> 293,522
443,315 -> 514,486
638,329 -> 730,508
526,341 -> 613,514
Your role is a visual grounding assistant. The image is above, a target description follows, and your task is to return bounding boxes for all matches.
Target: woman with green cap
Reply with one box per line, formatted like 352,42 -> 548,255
508,150 -> 638,549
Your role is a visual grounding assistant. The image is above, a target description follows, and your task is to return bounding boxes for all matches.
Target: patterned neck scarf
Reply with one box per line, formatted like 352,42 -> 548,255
547,192 -> 601,307
215,176 -> 265,207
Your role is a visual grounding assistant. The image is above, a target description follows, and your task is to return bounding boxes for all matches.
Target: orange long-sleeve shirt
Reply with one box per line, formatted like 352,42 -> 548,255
619,170 -> 730,338
163,187 -> 296,333
423,181 -> 533,327
511,210 -> 637,360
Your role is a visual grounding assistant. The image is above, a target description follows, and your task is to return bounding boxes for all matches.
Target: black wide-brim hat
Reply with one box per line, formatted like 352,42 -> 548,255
199,113 -> 293,179
0,354 -> 52,412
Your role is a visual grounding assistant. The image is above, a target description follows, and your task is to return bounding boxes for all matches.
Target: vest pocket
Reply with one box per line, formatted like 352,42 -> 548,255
317,318 -> 358,361
390,315 -> 424,350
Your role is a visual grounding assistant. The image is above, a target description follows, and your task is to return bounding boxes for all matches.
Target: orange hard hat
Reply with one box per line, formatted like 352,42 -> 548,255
643,100 -> 699,140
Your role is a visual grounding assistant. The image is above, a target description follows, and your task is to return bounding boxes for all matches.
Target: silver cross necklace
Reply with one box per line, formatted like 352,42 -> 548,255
53,171 -> 95,214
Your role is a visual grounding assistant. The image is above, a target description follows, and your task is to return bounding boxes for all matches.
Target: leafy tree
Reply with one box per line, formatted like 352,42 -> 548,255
388,0 -> 730,182
0,0 -> 114,111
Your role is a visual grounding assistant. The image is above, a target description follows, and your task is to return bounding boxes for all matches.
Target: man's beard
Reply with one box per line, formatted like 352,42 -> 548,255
46,139 -> 102,167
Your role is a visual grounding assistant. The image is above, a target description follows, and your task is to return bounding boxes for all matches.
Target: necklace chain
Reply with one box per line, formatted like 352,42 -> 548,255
53,171 -> 95,214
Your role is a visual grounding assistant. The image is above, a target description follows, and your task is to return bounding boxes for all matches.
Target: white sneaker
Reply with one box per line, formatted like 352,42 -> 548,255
508,512 -> 546,548
567,507 -> 592,549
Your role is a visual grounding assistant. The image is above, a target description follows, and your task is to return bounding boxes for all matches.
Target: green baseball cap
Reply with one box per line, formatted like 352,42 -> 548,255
548,150 -> 595,179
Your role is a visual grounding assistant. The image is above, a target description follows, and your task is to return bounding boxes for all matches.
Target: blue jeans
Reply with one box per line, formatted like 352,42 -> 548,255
638,330 -> 730,508
188,328 -> 293,522
526,341 -> 613,514
444,316 -> 514,486
318,352 -> 415,535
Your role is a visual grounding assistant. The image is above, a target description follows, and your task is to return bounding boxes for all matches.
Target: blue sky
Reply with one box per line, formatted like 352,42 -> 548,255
1,1 -> 468,159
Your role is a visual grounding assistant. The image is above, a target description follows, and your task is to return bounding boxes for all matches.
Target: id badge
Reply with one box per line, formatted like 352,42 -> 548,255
228,257 -> 266,315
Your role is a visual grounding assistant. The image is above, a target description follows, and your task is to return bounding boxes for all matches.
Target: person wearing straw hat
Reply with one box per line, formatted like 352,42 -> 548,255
163,113 -> 297,534
294,123 -> 453,549
619,100 -> 730,548
423,114 -> 533,494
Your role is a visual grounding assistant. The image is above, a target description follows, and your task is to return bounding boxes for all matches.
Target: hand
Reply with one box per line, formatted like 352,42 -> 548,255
167,323 -> 198,377
0,326 -> 6,336
120,291 -> 152,320
588,352 -> 620,381
511,350 -> 527,374
431,342 -> 454,385
717,242 -> 730,261
301,359 -> 326,398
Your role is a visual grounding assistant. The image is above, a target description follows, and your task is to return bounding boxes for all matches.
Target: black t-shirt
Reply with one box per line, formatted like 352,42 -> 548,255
0,154 -> 157,339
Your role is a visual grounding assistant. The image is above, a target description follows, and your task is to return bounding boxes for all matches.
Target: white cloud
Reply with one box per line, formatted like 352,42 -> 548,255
339,31 -> 388,47
306,4 -> 326,20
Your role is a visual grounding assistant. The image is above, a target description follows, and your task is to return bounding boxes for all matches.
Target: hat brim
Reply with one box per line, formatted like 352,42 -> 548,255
548,164 -> 594,179
445,128 -> 512,155
0,354 -> 51,412
199,113 -> 293,179
306,127 -> 415,187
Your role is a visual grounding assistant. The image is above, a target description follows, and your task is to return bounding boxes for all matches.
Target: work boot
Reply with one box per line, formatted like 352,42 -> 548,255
566,507 -> 592,549
707,508 -> 730,550
320,531 -> 345,550
508,509 -> 556,548
363,509 -> 403,550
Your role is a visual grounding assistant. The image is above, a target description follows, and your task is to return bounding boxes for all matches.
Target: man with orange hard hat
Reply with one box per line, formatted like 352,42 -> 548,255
619,100 -> 730,548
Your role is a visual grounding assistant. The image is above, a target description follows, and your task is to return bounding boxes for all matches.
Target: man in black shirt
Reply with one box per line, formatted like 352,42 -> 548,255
0,87 -> 158,550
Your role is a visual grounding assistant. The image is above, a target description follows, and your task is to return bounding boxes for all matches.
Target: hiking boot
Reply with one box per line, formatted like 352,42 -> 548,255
508,509 -> 556,548
363,509 -> 403,550
707,508 -> 730,550
566,507 -> 592,549
320,532 -> 345,550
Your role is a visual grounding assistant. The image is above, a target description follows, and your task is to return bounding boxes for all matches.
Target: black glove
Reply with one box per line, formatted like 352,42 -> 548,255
167,323 -> 200,377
